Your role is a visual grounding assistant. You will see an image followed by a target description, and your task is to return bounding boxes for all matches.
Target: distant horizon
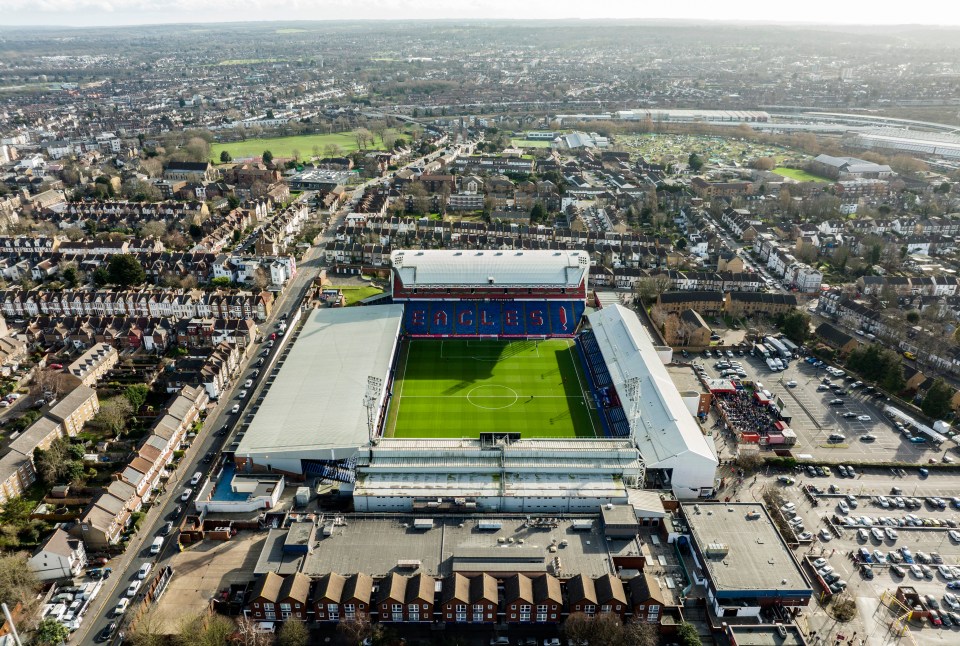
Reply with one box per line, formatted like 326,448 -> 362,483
4,1 -> 960,29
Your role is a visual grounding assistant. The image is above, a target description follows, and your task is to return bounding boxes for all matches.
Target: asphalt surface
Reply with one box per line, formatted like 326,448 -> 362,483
72,156 -> 424,645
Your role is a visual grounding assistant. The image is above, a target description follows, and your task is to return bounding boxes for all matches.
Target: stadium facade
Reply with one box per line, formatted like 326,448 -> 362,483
232,250 -> 718,507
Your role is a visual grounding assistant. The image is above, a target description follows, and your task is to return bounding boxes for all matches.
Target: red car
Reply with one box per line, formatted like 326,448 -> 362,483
48,363 -> 63,370
269,333 -> 277,340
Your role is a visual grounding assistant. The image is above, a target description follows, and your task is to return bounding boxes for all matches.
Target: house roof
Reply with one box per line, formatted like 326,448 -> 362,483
313,573 -> 347,602
594,574 -> 628,605
279,572 -> 311,604
251,571 -> 283,603
343,573 -> 374,604
629,572 -> 666,606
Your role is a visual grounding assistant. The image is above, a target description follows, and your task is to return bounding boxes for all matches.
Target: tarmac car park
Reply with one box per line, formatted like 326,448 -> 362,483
760,466 -> 960,640
697,351 -> 951,462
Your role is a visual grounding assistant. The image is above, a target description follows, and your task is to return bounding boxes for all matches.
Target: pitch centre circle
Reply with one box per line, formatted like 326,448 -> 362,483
466,385 -> 520,410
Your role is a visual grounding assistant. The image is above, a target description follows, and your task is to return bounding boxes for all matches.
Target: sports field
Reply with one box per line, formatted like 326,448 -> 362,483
210,128 -> 408,162
386,338 -> 601,439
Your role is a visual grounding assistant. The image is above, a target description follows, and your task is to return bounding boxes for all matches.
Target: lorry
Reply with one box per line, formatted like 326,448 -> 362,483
765,336 -> 792,361
752,343 -> 771,358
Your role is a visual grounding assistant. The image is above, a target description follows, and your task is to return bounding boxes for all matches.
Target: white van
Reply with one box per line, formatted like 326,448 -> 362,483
150,536 -> 163,555
190,471 -> 203,486
138,562 -> 152,579
255,622 -> 276,634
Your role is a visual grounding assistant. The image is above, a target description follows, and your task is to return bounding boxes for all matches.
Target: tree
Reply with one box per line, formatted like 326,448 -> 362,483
778,310 -> 811,344
220,150 -> 232,163
0,553 -> 40,610
141,220 -> 168,240
633,274 -> 673,305
354,128 -> 373,151
278,619 -> 309,646
107,255 -> 146,287
530,202 -> 546,223
262,150 -> 274,166
906,310 -> 921,324
235,616 -> 271,646
921,378 -> 954,419
749,157 -> 776,171
95,397 -> 134,435
337,616 -> 378,645
623,619 -> 659,646
33,617 -> 70,645
34,438 -> 75,486
677,622 -> 703,646
687,153 -> 704,172
562,613 -> 594,646
125,384 -> 150,413
131,608 -> 167,646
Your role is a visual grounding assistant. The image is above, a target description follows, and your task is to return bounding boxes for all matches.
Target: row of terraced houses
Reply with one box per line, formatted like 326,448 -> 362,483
0,288 -> 273,321
246,571 -> 668,627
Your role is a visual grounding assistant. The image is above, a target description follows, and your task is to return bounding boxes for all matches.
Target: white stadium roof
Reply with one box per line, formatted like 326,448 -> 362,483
390,249 -> 590,288
235,305 -> 403,469
587,304 -> 718,498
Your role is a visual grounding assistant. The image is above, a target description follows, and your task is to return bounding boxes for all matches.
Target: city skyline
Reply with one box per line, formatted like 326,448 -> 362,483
4,0 -> 960,27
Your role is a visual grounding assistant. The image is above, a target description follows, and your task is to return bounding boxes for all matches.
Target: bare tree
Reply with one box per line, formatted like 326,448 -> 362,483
278,619 -> 309,646
354,128 -> 372,151
95,397 -> 134,436
131,608 -> 167,646
337,617 -> 376,645
235,616 -> 271,646
622,619 -> 660,646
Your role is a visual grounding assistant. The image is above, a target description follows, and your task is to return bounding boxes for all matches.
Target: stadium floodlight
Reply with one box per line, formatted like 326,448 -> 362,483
364,376 -> 384,443
623,376 -> 642,425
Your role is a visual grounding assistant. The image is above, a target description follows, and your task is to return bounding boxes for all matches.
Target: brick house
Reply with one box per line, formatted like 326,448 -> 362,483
440,573 -> 498,624
502,573 -> 563,624
313,573 -> 374,622
377,573 -> 435,623
628,573 -> 667,624
567,574 -> 627,618
247,572 -> 310,622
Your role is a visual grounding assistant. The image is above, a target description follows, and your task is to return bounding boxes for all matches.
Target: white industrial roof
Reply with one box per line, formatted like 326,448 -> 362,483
236,305 -> 403,459
390,249 -> 589,287
587,304 -> 718,497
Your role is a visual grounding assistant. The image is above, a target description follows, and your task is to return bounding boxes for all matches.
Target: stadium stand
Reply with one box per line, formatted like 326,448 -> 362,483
402,301 -> 586,337
576,329 -> 630,437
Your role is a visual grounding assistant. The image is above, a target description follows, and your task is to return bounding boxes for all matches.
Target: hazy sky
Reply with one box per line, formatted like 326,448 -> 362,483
4,0 -> 960,27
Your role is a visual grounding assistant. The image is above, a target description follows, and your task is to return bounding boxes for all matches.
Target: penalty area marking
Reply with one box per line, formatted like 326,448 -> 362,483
466,385 -> 520,410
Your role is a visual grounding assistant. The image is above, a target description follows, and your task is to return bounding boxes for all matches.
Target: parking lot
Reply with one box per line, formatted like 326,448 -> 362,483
695,349 -> 954,463
741,468 -> 960,645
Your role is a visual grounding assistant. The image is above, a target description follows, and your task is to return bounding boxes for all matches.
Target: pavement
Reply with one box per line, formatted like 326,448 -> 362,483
73,238 -> 330,646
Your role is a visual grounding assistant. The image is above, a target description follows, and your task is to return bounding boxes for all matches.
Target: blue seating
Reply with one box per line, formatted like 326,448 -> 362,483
549,301 -> 584,335
575,330 -> 631,438
430,302 -> 454,335
501,303 -> 526,336
525,302 -> 551,336
402,300 -> 586,337
454,302 -> 478,335
477,302 -> 501,335
404,303 -> 430,335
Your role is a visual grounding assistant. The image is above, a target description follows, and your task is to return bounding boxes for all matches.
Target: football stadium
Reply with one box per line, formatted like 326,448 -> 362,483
233,249 -> 718,511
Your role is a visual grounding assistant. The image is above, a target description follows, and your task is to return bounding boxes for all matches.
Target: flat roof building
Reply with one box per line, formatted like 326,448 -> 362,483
683,502 -> 812,618
234,305 -> 404,473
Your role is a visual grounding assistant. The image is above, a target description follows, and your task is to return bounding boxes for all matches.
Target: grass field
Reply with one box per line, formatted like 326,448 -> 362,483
328,285 -> 384,306
510,138 -> 554,149
386,338 -> 601,439
211,129 -> 406,162
771,167 -> 832,183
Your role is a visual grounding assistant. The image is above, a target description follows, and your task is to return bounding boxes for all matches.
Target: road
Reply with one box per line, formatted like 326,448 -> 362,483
75,254 -> 330,646
74,147 -> 443,644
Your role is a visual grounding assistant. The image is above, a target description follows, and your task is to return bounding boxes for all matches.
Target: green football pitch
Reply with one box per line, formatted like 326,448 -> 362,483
385,338 -> 602,439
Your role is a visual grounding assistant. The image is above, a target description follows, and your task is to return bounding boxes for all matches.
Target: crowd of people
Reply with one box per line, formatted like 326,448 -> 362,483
713,390 -> 781,439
